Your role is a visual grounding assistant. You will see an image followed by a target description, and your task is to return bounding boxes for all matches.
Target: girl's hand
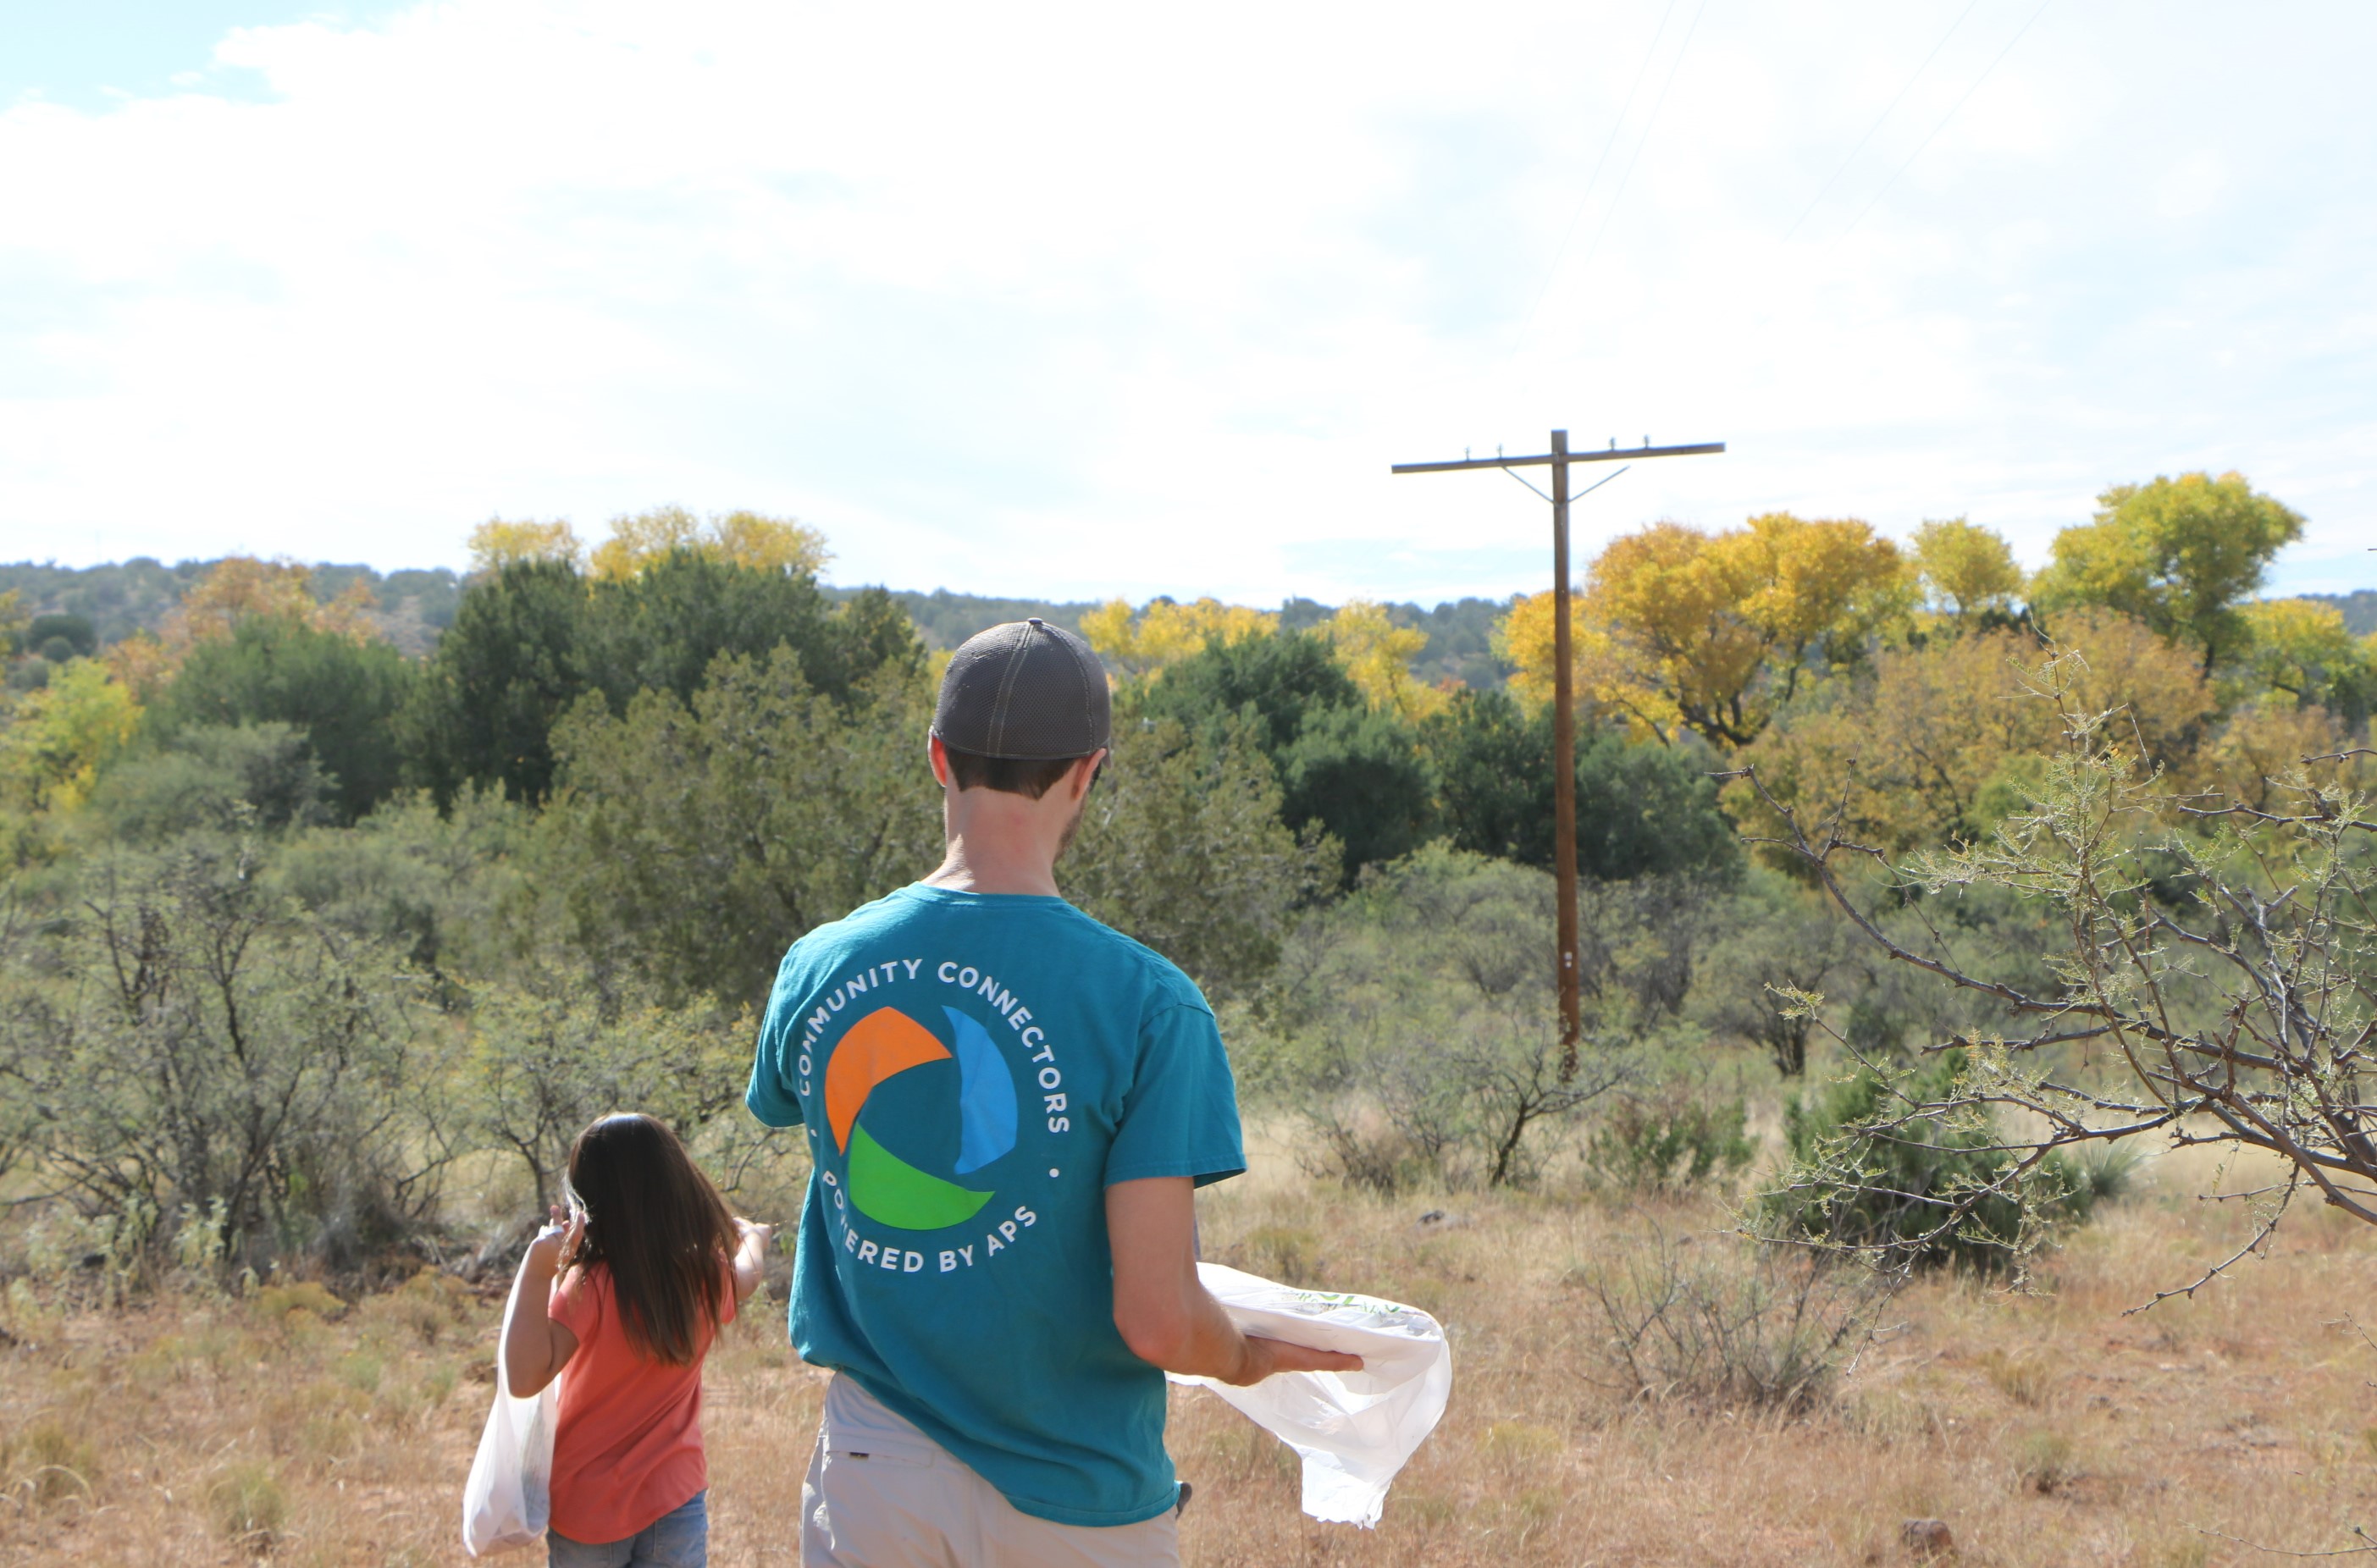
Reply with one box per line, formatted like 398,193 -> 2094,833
525,1202 -> 583,1272
729,1217 -> 776,1306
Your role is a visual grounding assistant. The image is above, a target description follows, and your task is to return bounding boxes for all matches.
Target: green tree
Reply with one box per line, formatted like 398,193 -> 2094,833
463,961 -> 746,1209
1423,687 -> 1739,881
541,650 -> 943,1008
2033,472 -> 2305,674
1068,715 -> 1335,997
27,614 -> 98,661
407,559 -> 589,805
1278,704 -> 1436,884
151,617 -> 417,821
1135,629 -> 1360,750
410,554 -> 920,807
1132,629 -> 1434,886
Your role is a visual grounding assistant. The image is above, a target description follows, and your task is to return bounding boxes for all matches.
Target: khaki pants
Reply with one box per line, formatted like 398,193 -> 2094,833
799,1375 -> 1181,1568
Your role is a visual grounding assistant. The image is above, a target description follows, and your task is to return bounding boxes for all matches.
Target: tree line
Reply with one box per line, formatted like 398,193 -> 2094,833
0,473 -> 2368,1284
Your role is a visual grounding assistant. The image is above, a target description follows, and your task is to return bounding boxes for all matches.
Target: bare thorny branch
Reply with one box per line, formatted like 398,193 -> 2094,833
1727,644 -> 2377,1296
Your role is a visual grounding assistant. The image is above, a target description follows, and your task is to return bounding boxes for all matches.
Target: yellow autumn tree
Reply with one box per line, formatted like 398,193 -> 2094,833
2032,471 -> 2304,674
1489,590 -> 1574,711
1730,608 -> 2216,858
710,511 -> 832,577
1500,513 -> 1910,748
2233,598 -> 2374,710
102,557 -> 385,701
1911,518 -> 2023,626
0,657 -> 143,818
1079,598 -> 1278,680
588,507 -> 829,582
468,517 -> 585,573
1316,600 -> 1446,720
0,589 -> 27,655
2195,698 -> 2369,814
160,556 -> 379,650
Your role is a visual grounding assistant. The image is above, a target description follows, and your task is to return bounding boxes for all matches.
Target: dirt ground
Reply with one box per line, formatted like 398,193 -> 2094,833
4,1140 -> 2374,1566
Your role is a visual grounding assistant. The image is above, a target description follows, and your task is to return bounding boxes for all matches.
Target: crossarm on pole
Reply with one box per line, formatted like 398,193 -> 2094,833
1390,440 -> 1722,474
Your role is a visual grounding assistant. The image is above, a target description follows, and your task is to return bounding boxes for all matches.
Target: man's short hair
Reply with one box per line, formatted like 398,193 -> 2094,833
942,744 -> 1090,800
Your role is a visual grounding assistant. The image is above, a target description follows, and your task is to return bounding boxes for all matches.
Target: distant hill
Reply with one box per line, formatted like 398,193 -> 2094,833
2305,590 -> 2377,638
0,558 -> 461,656
14,555 -> 2365,688
830,587 -> 1517,690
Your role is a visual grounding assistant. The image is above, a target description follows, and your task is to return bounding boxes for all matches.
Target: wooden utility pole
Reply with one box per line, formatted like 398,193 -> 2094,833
1391,432 -> 1723,1079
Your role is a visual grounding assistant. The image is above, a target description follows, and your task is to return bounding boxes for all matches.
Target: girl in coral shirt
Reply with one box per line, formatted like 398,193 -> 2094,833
501,1113 -> 773,1567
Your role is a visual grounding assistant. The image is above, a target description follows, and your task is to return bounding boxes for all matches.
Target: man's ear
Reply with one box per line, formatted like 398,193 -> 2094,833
928,733 -> 953,789
1070,748 -> 1110,803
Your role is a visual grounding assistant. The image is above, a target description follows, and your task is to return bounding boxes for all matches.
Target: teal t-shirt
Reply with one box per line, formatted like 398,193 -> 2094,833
745,884 -> 1246,1527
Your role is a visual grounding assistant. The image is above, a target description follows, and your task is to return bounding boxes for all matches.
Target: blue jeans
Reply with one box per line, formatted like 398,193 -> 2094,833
548,1490 -> 707,1567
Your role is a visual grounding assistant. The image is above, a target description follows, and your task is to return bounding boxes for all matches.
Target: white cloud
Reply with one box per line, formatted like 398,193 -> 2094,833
2,0 -> 2373,603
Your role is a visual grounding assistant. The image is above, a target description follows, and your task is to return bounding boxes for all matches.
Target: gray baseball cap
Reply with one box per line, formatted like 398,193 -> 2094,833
932,618 -> 1112,760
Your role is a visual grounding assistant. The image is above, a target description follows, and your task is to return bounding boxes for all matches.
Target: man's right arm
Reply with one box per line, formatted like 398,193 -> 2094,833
1106,1177 -> 1363,1385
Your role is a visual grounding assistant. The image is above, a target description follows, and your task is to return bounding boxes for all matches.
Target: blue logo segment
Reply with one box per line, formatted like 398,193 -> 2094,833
945,1007 -> 1019,1175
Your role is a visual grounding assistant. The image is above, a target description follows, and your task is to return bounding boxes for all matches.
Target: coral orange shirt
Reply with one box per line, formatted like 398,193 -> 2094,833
546,1259 -> 736,1544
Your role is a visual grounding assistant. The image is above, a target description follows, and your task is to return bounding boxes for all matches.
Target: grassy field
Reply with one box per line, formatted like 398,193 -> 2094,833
4,1137 -> 2375,1566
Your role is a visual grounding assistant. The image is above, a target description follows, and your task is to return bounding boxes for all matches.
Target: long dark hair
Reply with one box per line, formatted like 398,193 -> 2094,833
561,1113 -> 738,1366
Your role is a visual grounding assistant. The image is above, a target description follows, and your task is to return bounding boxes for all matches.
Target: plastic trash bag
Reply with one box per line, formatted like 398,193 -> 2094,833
1168,1262 -> 1452,1527
461,1339 -> 557,1554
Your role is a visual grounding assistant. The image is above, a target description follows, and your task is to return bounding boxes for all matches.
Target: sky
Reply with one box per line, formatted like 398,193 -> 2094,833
1,0 -> 2371,605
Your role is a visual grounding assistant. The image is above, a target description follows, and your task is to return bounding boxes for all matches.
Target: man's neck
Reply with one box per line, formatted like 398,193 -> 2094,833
921,836 -> 1062,898
922,786 -> 1069,897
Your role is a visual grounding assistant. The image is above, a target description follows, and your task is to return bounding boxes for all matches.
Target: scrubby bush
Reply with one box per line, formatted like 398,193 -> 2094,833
1584,1089 -> 1754,1194
1241,846 -> 1633,1190
1576,1229 -> 1885,1414
2,838 -> 448,1274
1757,1049 -> 2098,1272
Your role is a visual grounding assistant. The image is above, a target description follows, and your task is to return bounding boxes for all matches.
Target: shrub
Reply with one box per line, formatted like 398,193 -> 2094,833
4,837 -> 443,1275
1241,847 -> 1631,1190
1584,1090 -> 1754,1194
207,1460 -> 287,1545
1757,1049 -> 2098,1273
1577,1230 -> 1885,1414
6,1423 -> 100,1510
256,1280 -> 347,1322
2011,1427 -> 2078,1493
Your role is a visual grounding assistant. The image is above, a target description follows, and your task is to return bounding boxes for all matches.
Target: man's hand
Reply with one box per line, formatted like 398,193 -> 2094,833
1223,1333 -> 1365,1387
1108,1178 -> 1363,1384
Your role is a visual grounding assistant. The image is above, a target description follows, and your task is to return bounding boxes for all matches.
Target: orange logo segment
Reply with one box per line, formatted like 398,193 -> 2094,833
826,1007 -> 951,1153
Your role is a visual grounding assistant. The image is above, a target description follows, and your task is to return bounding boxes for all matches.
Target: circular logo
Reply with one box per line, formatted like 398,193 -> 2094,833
825,1006 -> 1017,1230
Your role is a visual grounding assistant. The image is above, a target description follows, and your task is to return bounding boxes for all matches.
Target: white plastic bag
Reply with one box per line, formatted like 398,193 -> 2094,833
461,1351 -> 557,1554
1169,1262 -> 1452,1527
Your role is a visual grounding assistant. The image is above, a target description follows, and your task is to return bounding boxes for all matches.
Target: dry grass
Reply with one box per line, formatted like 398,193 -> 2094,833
5,1139 -> 2376,1565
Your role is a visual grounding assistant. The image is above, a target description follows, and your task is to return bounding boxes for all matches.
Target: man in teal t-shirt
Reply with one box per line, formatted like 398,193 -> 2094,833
749,619 -> 1357,1567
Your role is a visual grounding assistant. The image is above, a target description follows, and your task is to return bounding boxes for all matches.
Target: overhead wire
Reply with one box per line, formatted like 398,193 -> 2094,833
1841,0 -> 2059,238
1505,0 -> 1683,358
1783,0 -> 1986,241
1568,0 -> 1711,284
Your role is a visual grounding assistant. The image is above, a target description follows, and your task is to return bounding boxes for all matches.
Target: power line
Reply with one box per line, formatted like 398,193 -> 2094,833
1506,0 -> 1682,355
1783,0 -> 1985,241
1569,0 -> 1711,284
1842,0 -> 2058,238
